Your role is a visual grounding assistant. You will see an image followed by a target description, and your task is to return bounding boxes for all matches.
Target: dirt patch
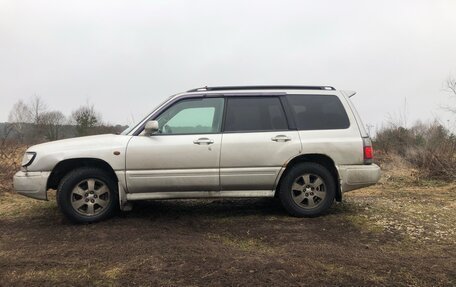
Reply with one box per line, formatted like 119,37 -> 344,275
1,182 -> 455,286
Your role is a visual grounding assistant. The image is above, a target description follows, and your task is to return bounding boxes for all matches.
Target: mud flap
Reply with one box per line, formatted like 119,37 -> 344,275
118,182 -> 133,211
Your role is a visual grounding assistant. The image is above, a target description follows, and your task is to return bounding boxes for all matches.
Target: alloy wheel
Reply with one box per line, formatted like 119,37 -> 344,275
291,173 -> 326,209
70,178 -> 111,216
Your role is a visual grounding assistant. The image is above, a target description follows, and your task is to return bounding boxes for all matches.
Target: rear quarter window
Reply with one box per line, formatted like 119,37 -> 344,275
287,95 -> 350,130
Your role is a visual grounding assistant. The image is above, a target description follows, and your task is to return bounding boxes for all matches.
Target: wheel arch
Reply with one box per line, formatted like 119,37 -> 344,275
47,158 -> 118,190
276,153 -> 342,202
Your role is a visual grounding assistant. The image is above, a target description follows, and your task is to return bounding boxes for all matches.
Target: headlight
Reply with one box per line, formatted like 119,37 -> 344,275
21,152 -> 36,167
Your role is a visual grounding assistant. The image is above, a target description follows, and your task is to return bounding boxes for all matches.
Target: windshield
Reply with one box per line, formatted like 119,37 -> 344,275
120,125 -> 134,135
120,112 -> 151,135
120,95 -> 178,135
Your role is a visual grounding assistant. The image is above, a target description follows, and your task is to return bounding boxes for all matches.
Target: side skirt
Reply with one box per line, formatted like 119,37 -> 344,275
126,190 -> 275,201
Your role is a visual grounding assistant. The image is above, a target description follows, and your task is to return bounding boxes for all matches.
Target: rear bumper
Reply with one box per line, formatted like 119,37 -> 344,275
337,164 -> 381,192
13,171 -> 50,200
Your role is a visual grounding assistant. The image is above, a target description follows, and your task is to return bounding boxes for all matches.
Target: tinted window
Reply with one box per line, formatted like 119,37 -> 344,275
287,95 -> 350,130
224,97 -> 288,132
156,98 -> 224,134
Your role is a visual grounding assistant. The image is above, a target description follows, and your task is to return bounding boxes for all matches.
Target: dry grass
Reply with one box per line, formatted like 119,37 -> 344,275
0,143 -> 455,286
374,122 -> 456,181
0,142 -> 26,192
358,155 -> 456,245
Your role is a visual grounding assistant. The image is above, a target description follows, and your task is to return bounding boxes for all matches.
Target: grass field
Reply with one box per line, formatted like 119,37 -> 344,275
0,169 -> 455,286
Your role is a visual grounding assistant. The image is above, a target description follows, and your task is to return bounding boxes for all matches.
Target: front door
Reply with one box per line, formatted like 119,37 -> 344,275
125,97 -> 224,193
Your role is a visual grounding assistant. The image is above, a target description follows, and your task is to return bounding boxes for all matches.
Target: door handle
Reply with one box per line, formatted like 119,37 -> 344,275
271,135 -> 291,142
193,137 -> 214,145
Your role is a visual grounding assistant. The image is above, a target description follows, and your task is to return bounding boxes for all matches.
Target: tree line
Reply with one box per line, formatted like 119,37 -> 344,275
3,96 -> 126,144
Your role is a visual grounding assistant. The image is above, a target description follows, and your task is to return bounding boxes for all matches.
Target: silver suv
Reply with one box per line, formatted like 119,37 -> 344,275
14,86 -> 380,223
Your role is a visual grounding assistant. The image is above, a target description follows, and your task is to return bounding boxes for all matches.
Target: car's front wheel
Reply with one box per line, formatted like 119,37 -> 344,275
57,168 -> 118,223
278,162 -> 336,217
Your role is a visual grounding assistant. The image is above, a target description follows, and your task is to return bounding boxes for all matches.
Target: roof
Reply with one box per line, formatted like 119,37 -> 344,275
186,85 -> 336,93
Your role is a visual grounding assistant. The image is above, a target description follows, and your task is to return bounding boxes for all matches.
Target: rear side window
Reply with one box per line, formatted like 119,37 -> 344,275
287,95 -> 350,130
224,97 -> 288,132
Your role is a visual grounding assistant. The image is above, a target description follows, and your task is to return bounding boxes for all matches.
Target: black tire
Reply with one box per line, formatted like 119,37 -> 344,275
278,162 -> 336,217
57,167 -> 118,223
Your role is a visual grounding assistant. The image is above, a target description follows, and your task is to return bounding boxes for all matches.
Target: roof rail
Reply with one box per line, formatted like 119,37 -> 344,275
186,85 -> 336,92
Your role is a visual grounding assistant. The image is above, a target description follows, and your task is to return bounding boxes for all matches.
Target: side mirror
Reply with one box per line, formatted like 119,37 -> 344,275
144,120 -> 159,136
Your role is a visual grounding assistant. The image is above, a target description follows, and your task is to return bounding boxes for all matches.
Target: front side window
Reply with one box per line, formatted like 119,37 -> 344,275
224,97 -> 288,132
287,95 -> 350,130
155,98 -> 224,134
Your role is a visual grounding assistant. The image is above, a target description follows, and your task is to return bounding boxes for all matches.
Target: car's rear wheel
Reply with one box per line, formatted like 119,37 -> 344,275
278,162 -> 336,217
57,168 -> 118,223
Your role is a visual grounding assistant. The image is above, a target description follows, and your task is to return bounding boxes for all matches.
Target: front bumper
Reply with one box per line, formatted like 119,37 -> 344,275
338,164 -> 381,192
13,171 -> 50,200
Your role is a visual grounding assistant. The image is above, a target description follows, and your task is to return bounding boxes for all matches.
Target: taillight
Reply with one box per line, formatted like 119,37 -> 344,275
363,137 -> 373,164
364,146 -> 373,159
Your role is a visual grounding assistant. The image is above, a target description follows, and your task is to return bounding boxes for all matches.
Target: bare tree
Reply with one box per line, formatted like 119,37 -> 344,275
71,104 -> 101,136
446,77 -> 456,94
8,97 -> 51,142
39,111 -> 66,141
444,76 -> 456,114
8,100 -> 32,124
29,96 -> 48,125
7,100 -> 32,141
386,97 -> 409,128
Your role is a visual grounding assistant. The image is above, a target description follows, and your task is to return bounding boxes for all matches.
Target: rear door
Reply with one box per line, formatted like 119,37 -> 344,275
220,96 -> 301,191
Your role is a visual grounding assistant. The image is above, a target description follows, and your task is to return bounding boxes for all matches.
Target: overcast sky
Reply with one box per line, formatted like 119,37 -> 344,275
1,0 -> 456,132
